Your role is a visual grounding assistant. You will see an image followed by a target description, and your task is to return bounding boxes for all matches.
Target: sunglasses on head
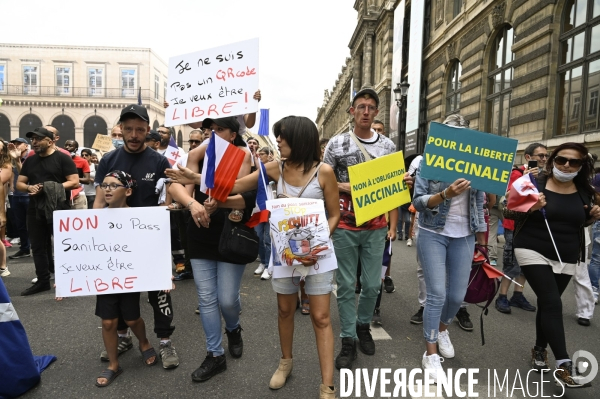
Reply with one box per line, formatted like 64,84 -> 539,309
554,156 -> 583,167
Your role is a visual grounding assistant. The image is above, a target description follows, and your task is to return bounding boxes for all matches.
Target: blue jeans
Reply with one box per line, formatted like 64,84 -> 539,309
9,196 -> 30,252
397,206 -> 411,237
191,259 -> 245,356
417,228 -> 475,343
254,222 -> 272,265
589,221 -> 600,290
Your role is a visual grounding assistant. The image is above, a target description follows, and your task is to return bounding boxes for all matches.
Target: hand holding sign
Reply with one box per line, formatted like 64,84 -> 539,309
420,122 -> 518,196
165,39 -> 259,127
53,207 -> 172,298
446,178 -> 471,198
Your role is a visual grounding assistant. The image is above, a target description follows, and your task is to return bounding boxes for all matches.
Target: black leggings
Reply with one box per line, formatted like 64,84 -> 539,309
520,264 -> 572,360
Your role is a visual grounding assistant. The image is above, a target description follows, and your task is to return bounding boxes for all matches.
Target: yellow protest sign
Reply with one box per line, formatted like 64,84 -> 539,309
348,151 -> 411,226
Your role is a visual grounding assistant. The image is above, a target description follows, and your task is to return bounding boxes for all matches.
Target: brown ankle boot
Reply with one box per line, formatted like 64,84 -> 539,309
269,358 -> 293,389
320,383 -> 337,399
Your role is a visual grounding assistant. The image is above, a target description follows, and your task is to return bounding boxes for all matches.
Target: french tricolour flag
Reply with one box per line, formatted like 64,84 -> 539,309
200,133 -> 246,202
0,278 -> 56,398
507,174 -> 539,212
246,160 -> 272,228
165,136 -> 182,167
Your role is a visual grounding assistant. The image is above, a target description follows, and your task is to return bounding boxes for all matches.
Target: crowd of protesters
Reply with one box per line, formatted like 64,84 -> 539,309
2,85 -> 600,396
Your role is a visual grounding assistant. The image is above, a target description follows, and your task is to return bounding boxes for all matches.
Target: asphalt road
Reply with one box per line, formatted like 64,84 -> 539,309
3,237 -> 600,399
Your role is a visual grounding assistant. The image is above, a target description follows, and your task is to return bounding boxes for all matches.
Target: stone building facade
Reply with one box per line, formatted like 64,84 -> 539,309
0,43 -> 192,150
316,0 -> 396,140
317,0 -> 600,161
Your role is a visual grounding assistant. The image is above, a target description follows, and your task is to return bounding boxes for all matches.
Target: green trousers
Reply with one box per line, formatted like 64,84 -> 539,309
333,227 -> 386,338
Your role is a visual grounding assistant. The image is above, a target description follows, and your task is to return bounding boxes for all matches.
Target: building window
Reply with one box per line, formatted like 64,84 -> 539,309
88,67 -> 104,96
573,96 -> 581,119
590,90 -> 599,117
121,68 -> 136,97
56,67 -> 72,95
164,81 -> 167,101
453,0 -> 462,19
557,0 -> 600,135
23,66 -> 38,95
487,26 -> 514,137
155,75 -> 160,100
0,63 -> 5,93
446,61 -> 462,114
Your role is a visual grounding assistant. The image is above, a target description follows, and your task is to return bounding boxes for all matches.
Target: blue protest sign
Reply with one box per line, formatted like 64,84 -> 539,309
419,122 -> 518,196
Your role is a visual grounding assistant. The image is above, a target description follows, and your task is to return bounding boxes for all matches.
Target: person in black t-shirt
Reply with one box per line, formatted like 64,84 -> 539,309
17,126 -> 79,296
93,104 -> 179,370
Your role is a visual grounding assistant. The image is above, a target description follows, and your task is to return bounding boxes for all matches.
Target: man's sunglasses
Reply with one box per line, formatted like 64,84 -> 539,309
554,156 -> 583,167
188,140 -> 202,145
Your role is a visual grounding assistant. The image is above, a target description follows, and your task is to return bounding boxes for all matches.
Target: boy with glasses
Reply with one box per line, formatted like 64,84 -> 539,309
95,170 -> 157,387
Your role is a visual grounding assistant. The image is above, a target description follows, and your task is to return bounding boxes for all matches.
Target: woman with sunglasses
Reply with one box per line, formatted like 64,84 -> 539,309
505,142 -> 600,388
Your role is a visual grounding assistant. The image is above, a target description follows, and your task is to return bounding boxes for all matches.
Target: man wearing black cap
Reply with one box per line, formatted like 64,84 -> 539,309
8,138 -> 32,259
93,104 -> 180,370
323,88 -> 397,369
146,130 -> 161,151
16,127 -> 80,295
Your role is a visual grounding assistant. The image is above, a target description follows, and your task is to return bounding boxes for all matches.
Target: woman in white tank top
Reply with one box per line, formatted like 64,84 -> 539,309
228,116 -> 340,398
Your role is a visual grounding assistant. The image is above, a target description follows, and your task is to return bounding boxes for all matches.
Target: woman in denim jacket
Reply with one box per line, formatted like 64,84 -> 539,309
412,114 -> 487,382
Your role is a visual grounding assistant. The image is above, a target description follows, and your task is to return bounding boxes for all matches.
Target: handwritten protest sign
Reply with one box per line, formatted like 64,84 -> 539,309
348,151 -> 411,226
91,134 -> 114,152
165,38 -> 259,127
420,122 -> 518,196
266,198 -> 337,279
53,207 -> 172,298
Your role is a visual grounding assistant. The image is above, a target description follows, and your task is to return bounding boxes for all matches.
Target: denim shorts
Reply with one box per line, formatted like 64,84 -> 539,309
271,269 -> 335,295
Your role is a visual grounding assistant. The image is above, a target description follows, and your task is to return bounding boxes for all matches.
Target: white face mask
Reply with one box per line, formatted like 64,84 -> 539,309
552,165 -> 581,182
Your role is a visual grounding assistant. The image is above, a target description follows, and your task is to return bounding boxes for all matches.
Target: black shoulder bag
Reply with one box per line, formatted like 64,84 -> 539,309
218,192 -> 260,265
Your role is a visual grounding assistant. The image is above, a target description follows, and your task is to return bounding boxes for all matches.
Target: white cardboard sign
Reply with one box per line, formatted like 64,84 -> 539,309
164,38 -> 259,127
53,207 -> 172,297
266,198 -> 337,279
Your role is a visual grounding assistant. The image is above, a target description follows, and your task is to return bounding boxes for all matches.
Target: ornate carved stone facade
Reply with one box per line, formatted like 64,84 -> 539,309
422,0 -> 599,158
321,0 -> 600,157
316,0 -> 395,139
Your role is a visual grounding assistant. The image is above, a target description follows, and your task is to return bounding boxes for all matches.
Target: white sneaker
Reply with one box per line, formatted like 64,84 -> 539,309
261,268 -> 271,280
437,330 -> 455,358
593,287 -> 599,304
31,277 -> 38,284
0,268 -> 10,277
10,237 -> 20,245
254,263 -> 265,275
422,352 -> 445,384
406,238 -> 413,247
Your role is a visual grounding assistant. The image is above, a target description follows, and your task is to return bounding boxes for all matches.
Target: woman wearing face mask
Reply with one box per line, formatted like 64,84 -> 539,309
505,142 -> 600,388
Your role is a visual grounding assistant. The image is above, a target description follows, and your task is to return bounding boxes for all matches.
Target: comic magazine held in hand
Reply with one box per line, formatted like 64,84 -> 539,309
266,198 -> 337,279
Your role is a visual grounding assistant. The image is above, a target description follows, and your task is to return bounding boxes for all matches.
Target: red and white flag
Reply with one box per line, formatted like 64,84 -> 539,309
200,133 -> 246,202
507,174 -> 539,212
165,136 -> 183,167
